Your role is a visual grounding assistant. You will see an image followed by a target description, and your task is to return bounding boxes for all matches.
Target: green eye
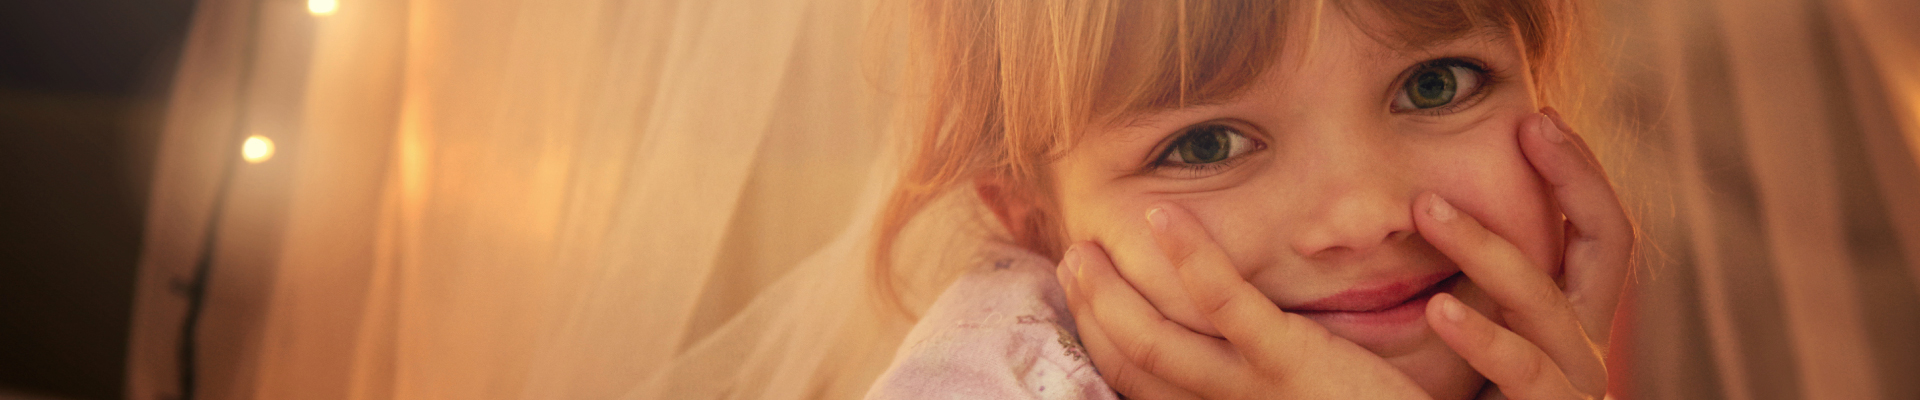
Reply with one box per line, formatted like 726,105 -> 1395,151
1162,124 -> 1254,165
1407,67 -> 1457,108
1392,59 -> 1485,112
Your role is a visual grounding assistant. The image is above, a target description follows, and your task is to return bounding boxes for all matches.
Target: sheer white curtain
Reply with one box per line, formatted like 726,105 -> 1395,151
126,0 -> 1920,399
128,0 -> 941,398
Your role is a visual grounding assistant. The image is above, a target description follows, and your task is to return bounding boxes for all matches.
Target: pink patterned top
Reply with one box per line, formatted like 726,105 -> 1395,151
865,244 -> 1120,400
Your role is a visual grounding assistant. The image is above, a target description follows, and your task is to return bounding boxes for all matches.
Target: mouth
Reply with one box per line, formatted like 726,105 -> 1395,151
1282,271 -> 1466,352
1285,271 -> 1461,313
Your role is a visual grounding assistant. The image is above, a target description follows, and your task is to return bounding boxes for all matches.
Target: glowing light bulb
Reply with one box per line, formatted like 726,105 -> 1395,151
308,0 -> 338,16
242,135 -> 275,164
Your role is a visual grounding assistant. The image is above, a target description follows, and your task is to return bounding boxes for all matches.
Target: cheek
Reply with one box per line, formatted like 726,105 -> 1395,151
1054,166 -> 1152,244
1052,163 -> 1230,336
1417,118 -> 1564,274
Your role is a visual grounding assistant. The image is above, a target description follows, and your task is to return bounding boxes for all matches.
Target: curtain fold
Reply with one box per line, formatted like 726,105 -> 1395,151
1620,0 -> 1920,399
128,0 -> 1920,399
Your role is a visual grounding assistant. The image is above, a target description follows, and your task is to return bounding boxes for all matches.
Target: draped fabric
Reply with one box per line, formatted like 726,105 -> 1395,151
126,0 -> 940,398
125,0 -> 1920,399
1606,0 -> 1920,399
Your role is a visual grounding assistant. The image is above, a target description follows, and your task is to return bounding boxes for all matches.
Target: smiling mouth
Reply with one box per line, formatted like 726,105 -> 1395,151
1284,271 -> 1463,314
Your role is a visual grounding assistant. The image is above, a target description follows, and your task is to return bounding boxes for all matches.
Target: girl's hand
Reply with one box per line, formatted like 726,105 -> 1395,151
1056,209 -> 1429,399
1413,110 -> 1631,400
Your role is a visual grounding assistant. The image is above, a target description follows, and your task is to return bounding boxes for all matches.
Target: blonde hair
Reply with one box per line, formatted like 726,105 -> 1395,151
874,0 -> 1590,312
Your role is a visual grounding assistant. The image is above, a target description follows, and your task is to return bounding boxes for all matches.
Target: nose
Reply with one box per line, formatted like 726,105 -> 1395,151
1288,142 -> 1416,260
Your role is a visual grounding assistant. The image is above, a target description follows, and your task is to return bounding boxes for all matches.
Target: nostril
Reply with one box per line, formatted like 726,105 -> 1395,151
1306,245 -> 1356,260
1291,219 -> 1417,260
1288,190 -> 1417,259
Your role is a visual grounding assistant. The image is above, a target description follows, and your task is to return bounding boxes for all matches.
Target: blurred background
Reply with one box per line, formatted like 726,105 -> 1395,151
0,0 -> 196,399
2,0 -> 1918,399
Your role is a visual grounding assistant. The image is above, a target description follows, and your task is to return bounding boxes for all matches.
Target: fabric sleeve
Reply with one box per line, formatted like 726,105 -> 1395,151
864,244 -> 1119,400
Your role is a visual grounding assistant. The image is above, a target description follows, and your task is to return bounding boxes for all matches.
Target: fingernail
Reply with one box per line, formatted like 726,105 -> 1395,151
1147,207 -> 1168,232
1075,246 -> 1093,280
1060,245 -> 1083,276
1441,295 -> 1466,322
1428,194 -> 1457,222
1538,112 -> 1566,144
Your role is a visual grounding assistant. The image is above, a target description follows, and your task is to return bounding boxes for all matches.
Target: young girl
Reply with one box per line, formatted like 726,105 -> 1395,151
866,1 -> 1630,399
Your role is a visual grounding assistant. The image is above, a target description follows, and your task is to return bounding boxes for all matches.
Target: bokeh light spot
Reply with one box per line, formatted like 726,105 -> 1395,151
308,0 -> 338,16
242,135 -> 275,164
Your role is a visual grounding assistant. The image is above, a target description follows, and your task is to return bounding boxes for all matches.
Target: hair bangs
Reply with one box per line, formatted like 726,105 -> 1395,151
875,0 -> 1585,315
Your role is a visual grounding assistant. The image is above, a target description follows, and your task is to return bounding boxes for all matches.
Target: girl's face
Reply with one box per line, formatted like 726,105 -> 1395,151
1049,7 -> 1563,399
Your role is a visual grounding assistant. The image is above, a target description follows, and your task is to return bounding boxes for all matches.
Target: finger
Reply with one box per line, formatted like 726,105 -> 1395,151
1146,205 -> 1385,379
1066,297 -> 1204,400
1057,242 -> 1250,393
1414,194 -> 1607,396
1058,248 -> 1199,399
1521,109 -> 1635,343
1428,293 -> 1592,400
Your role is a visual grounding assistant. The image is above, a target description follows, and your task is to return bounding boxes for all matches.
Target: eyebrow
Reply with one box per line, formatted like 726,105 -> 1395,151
1362,25 -> 1513,64
1105,26 -> 1515,138
1115,101 -> 1231,130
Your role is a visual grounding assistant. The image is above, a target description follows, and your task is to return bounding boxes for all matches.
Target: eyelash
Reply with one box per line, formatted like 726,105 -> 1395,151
1137,58 -> 1501,177
1392,58 -> 1502,116
1145,122 -> 1266,178
1152,154 -> 1250,178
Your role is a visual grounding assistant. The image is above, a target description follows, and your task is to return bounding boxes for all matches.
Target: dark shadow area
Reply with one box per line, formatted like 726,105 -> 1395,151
0,0 -> 197,398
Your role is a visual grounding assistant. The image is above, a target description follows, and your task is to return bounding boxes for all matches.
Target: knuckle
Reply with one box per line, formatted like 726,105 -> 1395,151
1166,245 -> 1199,271
1470,324 -> 1502,354
1510,351 -> 1549,385
1536,280 -> 1572,309
1123,333 -> 1166,375
1507,281 -> 1565,319
1103,365 -> 1148,396
1201,290 -> 1242,320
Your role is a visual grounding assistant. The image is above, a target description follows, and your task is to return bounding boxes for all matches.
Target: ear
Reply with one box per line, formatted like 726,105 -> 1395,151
973,175 -> 1040,244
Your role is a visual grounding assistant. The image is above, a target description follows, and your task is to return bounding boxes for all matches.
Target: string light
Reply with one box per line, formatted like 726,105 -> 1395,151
242,135 -> 275,164
308,0 -> 338,16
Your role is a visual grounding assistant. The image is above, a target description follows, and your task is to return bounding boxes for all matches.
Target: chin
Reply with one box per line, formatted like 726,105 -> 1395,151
1386,282 -> 1499,400
1389,344 -> 1488,400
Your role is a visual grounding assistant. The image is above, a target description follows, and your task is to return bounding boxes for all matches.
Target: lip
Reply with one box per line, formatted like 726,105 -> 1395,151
1285,272 -> 1464,351
1288,271 -> 1458,312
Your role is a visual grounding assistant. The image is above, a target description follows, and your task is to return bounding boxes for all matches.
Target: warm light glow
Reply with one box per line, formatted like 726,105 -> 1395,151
308,0 -> 338,15
242,135 -> 275,164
